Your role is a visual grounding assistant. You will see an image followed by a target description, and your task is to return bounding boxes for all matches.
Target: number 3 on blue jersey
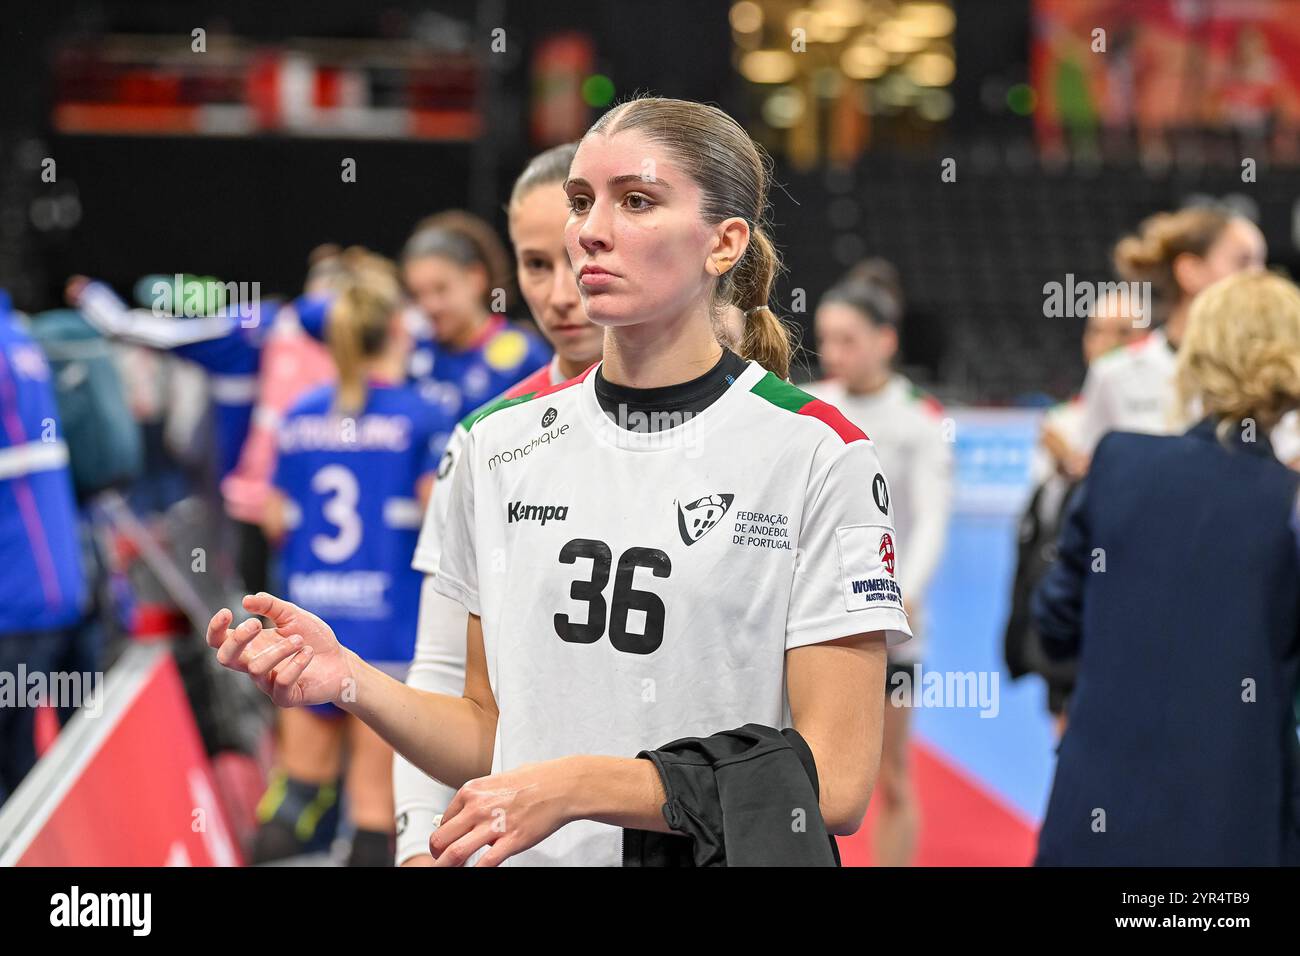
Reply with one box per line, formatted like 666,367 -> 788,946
311,464 -> 362,564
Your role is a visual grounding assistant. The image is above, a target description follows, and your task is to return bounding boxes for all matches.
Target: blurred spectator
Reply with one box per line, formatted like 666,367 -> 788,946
0,290 -> 88,804
1033,271 -> 1300,865
1005,292 -> 1138,734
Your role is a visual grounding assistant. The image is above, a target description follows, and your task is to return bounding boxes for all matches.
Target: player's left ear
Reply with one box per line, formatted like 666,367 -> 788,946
706,217 -> 751,278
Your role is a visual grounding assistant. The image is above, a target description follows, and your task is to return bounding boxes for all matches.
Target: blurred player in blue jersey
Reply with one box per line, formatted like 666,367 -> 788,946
254,252 -> 454,865
0,289 -> 87,804
295,212 -> 552,420
400,210 -> 552,419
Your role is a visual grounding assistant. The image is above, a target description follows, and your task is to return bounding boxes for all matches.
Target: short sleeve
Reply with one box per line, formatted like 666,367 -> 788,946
786,439 -> 913,651
411,423 -> 466,574
428,426 -> 480,617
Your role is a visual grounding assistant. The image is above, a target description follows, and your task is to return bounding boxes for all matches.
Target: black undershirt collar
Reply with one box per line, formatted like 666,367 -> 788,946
594,348 -> 748,432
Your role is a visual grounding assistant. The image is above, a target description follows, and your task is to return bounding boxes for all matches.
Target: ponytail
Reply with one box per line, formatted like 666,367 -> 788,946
730,226 -> 791,379
326,251 -> 402,414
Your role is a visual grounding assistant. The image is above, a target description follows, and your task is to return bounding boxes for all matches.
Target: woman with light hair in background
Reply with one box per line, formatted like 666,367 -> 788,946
1033,270 -> 1300,865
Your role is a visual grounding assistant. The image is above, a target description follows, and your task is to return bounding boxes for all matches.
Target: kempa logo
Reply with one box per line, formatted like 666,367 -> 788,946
508,501 -> 569,525
872,473 -> 889,515
437,448 -> 454,480
487,422 -> 569,470
50,886 -> 151,936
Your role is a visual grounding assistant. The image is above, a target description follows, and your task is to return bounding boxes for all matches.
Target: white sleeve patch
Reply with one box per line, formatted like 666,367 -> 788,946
835,524 -> 905,612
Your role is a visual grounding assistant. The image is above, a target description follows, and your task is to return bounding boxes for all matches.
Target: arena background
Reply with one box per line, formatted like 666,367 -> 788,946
1,0 -> 1298,866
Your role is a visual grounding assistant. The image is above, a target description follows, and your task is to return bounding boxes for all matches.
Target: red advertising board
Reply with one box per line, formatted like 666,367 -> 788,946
0,644 -> 242,867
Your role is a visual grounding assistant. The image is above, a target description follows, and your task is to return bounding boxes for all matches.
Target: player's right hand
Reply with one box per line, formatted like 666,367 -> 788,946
206,592 -> 356,708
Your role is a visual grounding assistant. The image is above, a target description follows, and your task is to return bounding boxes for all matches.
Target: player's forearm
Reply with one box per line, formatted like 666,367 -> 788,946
340,651 -> 496,789
803,723 -> 877,835
564,755 -> 674,834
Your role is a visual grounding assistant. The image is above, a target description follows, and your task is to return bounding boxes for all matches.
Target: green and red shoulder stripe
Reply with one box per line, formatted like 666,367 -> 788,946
459,362 -> 597,432
750,372 -> 867,443
908,382 -> 945,418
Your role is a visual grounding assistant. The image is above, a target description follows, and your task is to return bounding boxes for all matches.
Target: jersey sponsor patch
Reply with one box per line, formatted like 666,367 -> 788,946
486,421 -> 570,470
835,524 -> 905,612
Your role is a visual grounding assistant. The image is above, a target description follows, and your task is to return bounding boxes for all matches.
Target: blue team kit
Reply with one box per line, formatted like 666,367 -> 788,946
273,381 -> 455,667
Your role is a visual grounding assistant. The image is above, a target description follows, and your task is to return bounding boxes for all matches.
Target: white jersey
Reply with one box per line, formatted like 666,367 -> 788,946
395,356 -> 564,864
1077,328 -> 1183,455
803,375 -> 953,661
430,359 -> 912,866
1078,328 -> 1300,466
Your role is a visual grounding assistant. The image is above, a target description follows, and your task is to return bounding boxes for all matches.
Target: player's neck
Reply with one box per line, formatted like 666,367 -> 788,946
1163,303 -> 1189,350
601,309 -> 723,389
557,354 -> 592,380
845,368 -> 892,397
367,350 -> 406,385
445,309 -> 493,351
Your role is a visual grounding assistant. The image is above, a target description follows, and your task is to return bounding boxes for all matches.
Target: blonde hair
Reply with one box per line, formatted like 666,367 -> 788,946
326,248 -> 403,414
586,96 -> 793,379
1176,271 -> 1300,432
1113,207 -> 1235,323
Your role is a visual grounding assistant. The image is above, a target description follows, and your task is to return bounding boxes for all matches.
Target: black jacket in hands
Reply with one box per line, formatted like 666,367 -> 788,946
622,723 -> 841,867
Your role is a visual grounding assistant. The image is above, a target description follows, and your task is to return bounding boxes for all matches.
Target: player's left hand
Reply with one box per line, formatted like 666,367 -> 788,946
429,759 -> 578,867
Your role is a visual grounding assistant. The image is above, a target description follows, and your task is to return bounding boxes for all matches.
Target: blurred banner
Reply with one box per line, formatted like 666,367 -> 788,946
948,408 -> 1041,516
52,35 -> 481,139
1033,0 -> 1300,145
529,32 -> 594,148
0,643 -> 241,867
